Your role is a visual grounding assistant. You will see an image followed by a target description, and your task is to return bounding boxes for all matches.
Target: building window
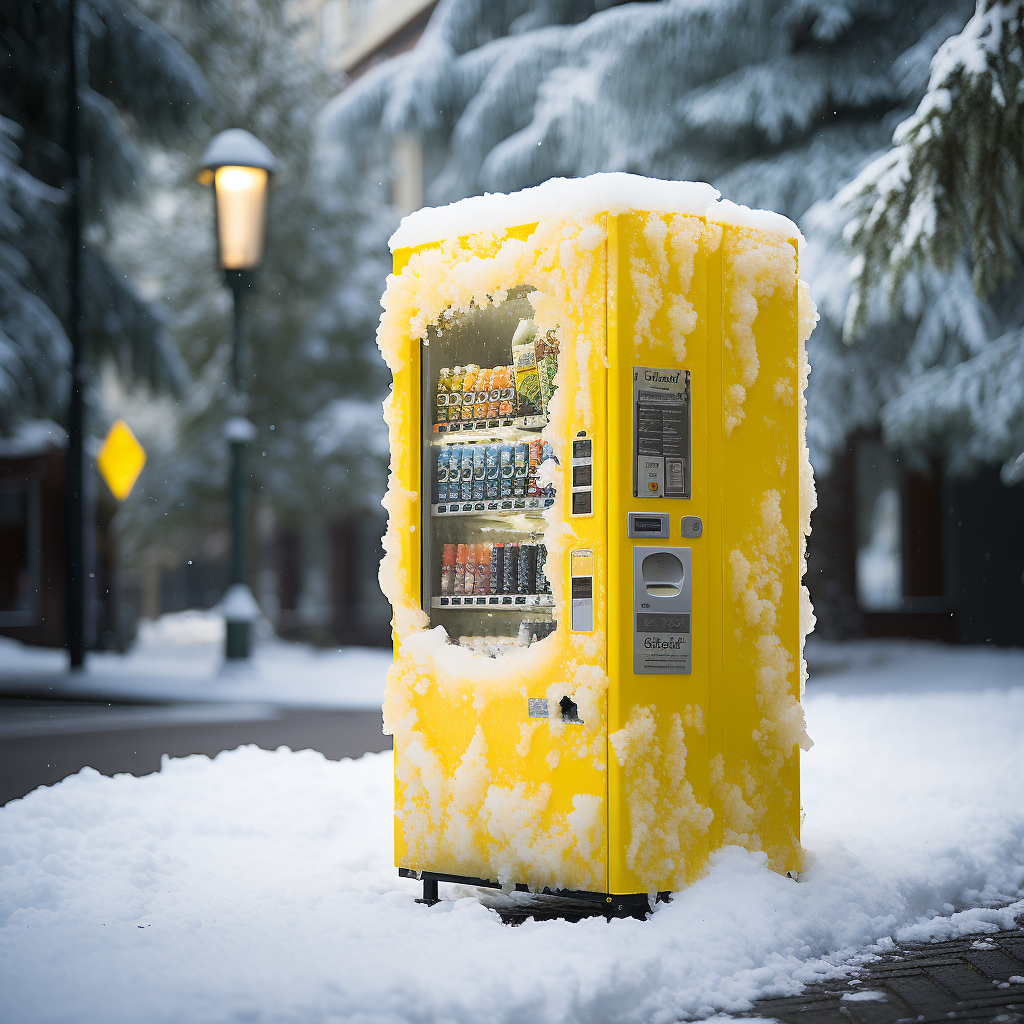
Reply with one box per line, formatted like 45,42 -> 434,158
855,437 -> 946,612
391,134 -> 423,214
0,479 -> 41,625
855,440 -> 902,610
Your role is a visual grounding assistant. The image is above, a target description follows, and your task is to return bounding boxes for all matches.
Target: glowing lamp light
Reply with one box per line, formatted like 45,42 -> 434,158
197,129 -> 277,272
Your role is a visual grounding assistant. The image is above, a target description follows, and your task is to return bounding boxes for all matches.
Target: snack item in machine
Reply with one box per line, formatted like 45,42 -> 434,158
511,320 -> 544,420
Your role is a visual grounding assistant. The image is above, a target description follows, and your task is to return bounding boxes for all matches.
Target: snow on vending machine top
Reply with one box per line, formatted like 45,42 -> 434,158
377,173 -> 817,916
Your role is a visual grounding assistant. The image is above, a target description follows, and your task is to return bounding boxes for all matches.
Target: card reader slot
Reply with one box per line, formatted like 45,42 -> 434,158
633,516 -> 664,533
626,511 -> 670,539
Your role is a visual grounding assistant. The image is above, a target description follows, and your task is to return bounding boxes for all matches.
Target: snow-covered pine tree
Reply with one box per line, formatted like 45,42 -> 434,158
0,0 -> 207,431
106,0 -> 389,613
321,0 -> 988,635
839,0 -> 1024,484
322,0 -> 973,461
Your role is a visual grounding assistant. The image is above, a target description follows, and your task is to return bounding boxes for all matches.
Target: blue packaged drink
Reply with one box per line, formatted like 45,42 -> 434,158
499,444 -> 514,498
473,444 -> 486,500
460,445 -> 474,502
485,444 -> 500,499
437,449 -> 449,502
513,442 -> 529,497
447,446 -> 460,503
447,446 -> 461,501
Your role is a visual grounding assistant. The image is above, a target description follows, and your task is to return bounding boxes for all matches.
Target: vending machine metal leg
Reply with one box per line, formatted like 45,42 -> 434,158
422,876 -> 439,904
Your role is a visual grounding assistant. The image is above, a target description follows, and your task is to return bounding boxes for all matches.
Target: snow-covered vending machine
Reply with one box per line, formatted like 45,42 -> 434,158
377,175 -> 816,915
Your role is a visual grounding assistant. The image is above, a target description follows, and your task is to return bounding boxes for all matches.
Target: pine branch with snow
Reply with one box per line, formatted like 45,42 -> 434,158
839,0 -> 1024,337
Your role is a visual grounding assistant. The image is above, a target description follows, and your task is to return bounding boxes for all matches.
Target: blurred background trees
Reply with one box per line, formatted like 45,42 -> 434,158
841,0 -> 1024,486
318,0 -> 1024,644
0,0 -> 205,431
104,0 -> 390,640
3,0 -> 1023,653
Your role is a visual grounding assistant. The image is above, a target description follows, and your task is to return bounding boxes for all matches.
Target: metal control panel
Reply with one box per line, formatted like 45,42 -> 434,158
633,367 -> 690,499
633,546 -> 691,674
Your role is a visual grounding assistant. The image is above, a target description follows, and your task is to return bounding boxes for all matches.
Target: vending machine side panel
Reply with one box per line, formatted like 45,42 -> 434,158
606,210 -> 714,897
386,245 -> 424,874
716,223 -> 805,876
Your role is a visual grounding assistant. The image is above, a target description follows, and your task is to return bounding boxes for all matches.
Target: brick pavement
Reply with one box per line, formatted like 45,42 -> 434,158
744,926 -> 1024,1024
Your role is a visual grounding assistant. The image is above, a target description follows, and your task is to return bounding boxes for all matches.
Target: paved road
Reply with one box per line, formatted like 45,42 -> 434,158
746,924 -> 1024,1024
0,697 -> 390,806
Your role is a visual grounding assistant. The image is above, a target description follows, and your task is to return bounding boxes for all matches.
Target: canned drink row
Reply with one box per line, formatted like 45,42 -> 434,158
440,541 -> 551,597
435,365 -> 515,424
436,440 -> 555,503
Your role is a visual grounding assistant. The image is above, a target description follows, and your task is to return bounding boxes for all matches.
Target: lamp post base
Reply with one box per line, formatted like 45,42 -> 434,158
225,620 -> 251,660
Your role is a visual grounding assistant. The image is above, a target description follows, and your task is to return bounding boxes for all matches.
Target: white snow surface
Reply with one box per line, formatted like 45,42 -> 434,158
0,609 -> 390,709
2,640 -> 1023,1023
389,173 -> 803,252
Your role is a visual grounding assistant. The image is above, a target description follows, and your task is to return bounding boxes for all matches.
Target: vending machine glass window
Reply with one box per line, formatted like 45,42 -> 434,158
420,287 -> 560,655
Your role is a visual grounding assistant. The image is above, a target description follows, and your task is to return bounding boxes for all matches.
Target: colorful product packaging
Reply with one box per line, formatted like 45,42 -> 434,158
472,444 -> 486,500
498,365 -> 516,418
519,542 -> 537,595
475,544 -> 490,595
537,329 -> 559,410
503,542 -> 519,595
440,543 -> 456,595
464,543 -> 477,596
485,444 -> 500,499
448,365 -> 465,423
513,442 -> 529,497
511,320 -> 544,420
437,449 -> 449,502
460,445 -> 474,501
454,543 -> 468,596
490,543 -> 504,594
499,444 -> 514,498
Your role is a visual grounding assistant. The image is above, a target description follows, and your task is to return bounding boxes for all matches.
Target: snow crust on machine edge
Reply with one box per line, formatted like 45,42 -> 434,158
389,172 -> 803,252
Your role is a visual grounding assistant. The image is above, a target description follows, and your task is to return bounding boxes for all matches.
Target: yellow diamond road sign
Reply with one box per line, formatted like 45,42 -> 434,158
97,419 -> 146,501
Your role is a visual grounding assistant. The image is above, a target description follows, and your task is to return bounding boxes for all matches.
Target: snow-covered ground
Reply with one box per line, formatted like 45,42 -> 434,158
2,640 -> 1023,1024
0,609 -> 391,709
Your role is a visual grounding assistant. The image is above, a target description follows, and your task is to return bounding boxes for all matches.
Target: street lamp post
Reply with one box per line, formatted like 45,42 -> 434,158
197,130 -> 277,661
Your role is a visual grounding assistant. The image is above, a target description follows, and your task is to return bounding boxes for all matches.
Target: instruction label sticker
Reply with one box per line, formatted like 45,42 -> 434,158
633,367 -> 690,499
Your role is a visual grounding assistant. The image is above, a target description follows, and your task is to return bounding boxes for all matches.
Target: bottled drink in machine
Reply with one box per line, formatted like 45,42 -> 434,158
438,541 -> 550,599
490,543 -> 504,595
472,445 -> 486,501
440,543 -> 456,595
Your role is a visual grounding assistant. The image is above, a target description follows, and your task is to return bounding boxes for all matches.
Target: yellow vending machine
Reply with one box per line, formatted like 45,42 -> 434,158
377,174 -> 817,916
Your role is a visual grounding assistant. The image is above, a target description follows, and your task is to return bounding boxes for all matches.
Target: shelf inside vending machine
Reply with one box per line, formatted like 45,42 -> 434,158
420,286 -> 561,654
431,497 -> 555,517
432,594 -> 555,609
